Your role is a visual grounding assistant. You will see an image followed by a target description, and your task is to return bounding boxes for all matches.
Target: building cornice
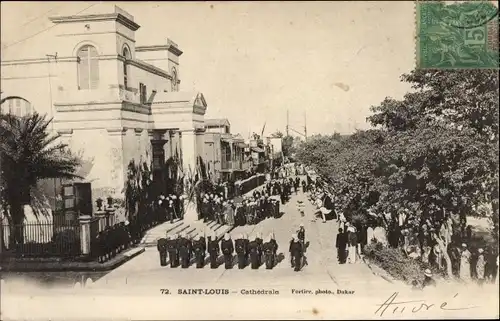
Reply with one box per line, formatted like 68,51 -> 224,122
134,128 -> 144,136
167,39 -> 183,56
106,127 -> 128,136
128,59 -> 172,80
167,44 -> 183,57
1,57 -> 78,66
49,13 -> 140,31
135,45 -> 169,52
54,101 -> 151,115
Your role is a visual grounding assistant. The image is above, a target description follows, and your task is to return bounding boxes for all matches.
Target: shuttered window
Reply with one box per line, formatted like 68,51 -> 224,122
77,45 -> 99,90
123,47 -> 130,89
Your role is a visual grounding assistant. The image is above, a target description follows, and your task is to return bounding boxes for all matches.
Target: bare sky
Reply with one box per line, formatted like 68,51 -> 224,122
1,1 -> 415,137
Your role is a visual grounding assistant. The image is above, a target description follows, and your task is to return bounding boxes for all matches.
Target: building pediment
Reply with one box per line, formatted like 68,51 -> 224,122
151,91 -> 207,115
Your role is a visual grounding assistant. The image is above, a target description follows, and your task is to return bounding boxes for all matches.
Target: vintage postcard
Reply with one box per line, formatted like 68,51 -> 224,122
1,1 -> 499,320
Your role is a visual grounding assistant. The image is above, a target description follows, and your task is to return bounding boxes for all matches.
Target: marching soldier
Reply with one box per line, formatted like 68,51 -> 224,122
263,233 -> 277,269
167,234 -> 178,268
179,232 -> 191,268
207,233 -> 220,269
221,233 -> 234,269
248,235 -> 260,269
235,234 -> 248,269
192,235 -> 206,268
157,236 -> 168,267
289,234 -> 303,272
243,233 -> 250,264
255,232 -> 264,266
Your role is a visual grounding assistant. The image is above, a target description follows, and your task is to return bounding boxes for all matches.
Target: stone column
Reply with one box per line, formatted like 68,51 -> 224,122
94,210 -> 107,232
106,128 -> 127,197
181,129 -> 197,176
79,215 -> 94,256
105,207 -> 116,226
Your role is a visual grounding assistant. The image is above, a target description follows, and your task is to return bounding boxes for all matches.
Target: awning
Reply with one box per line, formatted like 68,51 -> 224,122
251,147 -> 265,153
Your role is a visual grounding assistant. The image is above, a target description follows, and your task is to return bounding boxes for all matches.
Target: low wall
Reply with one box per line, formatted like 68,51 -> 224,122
234,174 -> 267,197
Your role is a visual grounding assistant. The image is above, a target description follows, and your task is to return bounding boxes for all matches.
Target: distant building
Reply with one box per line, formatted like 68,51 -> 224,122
248,138 -> 268,173
203,119 -> 249,182
266,137 -> 283,167
1,4 -> 208,203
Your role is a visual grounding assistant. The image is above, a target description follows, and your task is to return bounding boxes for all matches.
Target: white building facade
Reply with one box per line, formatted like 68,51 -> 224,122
1,4 -> 208,201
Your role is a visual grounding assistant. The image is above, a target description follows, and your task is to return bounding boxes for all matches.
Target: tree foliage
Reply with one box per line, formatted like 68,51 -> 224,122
296,69 -> 499,273
0,113 -> 81,244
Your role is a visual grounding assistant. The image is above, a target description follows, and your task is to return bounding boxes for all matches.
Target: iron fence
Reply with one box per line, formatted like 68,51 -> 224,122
1,222 -> 81,258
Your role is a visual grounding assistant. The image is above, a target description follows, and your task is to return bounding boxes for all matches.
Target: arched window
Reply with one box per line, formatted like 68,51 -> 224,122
77,45 -> 99,90
122,47 -> 131,89
0,97 -> 33,116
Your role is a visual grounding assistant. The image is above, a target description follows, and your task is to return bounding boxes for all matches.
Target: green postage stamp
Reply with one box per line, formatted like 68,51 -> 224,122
416,1 -> 499,69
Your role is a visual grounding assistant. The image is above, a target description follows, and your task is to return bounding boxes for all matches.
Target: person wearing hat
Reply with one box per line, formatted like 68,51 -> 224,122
192,235 -> 206,269
168,199 -> 176,224
336,227 -> 348,264
166,234 -> 179,268
201,197 -> 210,223
432,243 -> 443,270
255,232 -> 264,265
224,200 -> 235,226
248,235 -> 260,269
207,232 -> 220,269
178,232 -> 192,269
289,234 -> 303,272
262,234 -> 277,270
297,224 -> 306,248
235,233 -> 248,269
221,233 -> 234,269
157,235 -> 168,267
460,243 -> 472,282
422,269 -> 436,288
476,248 -> 486,286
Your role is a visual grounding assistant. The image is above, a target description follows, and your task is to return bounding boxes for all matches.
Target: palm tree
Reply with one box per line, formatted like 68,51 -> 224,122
0,112 -> 81,245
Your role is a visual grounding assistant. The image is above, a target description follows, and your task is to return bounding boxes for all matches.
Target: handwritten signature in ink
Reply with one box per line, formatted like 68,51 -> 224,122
374,292 -> 478,317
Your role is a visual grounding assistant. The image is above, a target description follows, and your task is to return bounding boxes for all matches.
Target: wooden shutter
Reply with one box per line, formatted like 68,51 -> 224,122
77,46 -> 90,90
89,46 -> 99,89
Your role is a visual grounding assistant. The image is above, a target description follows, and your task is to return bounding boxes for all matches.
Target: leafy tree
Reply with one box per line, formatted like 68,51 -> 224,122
282,135 -> 295,158
0,113 -> 81,245
369,69 -> 499,246
296,69 -> 498,278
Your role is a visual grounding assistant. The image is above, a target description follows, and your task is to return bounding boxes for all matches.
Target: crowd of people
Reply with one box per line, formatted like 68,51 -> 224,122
303,167 -> 499,287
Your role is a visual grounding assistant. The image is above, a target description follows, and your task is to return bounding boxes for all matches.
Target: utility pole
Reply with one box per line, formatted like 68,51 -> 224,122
304,111 -> 307,142
286,109 -> 289,137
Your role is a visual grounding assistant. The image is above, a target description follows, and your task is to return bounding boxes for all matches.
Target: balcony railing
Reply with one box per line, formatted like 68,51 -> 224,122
221,160 -> 251,171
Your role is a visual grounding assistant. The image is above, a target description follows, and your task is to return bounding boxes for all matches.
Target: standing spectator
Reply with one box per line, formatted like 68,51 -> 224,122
224,200 -> 235,226
335,228 -> 347,264
347,224 -> 357,264
422,269 -> 436,289
460,243 -> 472,282
476,248 -> 486,286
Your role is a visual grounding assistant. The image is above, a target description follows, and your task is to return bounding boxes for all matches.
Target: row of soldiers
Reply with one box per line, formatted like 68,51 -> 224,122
157,232 -> 280,269
156,225 -> 308,271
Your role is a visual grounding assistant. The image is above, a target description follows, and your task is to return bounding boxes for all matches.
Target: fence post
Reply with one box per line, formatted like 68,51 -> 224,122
105,207 -> 116,226
95,210 -> 107,231
78,215 -> 93,256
